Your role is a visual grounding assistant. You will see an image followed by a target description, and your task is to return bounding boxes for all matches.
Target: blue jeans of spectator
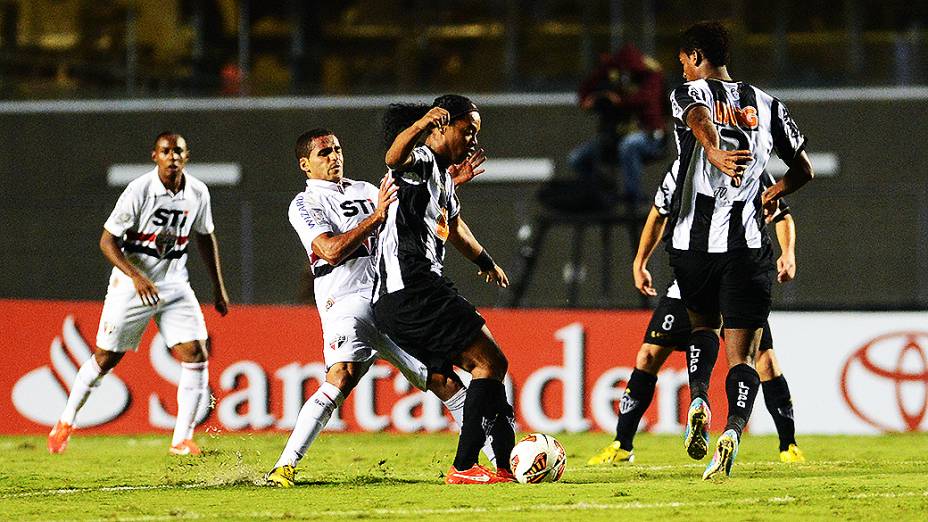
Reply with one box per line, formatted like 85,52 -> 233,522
567,130 -> 664,202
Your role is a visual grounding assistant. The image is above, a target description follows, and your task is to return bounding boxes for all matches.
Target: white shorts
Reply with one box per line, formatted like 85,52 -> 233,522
96,281 -> 208,352
321,293 -> 428,391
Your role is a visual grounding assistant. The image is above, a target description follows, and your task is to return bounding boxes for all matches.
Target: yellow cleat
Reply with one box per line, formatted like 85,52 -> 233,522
265,465 -> 296,488
780,444 -> 806,463
587,441 -> 635,465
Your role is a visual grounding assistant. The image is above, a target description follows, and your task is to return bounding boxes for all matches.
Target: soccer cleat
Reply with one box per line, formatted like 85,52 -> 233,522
703,429 -> 739,480
494,468 -> 516,482
47,421 -> 74,454
265,465 -> 296,488
445,464 -> 511,484
780,444 -> 806,463
587,441 -> 635,465
169,439 -> 201,456
683,398 -> 711,460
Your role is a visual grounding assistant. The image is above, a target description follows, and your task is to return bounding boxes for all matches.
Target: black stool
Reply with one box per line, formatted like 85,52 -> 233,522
503,206 -> 649,308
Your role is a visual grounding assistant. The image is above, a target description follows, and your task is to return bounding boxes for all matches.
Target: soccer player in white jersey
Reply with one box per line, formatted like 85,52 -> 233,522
665,22 -> 814,479
589,169 -> 805,465
48,132 -> 230,456
265,129 -> 491,487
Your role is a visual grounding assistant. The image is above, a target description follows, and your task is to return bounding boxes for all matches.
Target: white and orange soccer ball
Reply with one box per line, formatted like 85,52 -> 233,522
509,433 -> 567,484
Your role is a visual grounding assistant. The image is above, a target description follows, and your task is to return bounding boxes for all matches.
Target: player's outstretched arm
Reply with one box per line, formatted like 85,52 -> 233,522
195,232 -> 230,315
632,206 -> 669,296
447,214 -> 508,287
99,229 -> 160,306
686,105 -> 752,186
762,150 -> 814,217
311,174 -> 398,266
385,107 -> 450,170
773,214 -> 797,283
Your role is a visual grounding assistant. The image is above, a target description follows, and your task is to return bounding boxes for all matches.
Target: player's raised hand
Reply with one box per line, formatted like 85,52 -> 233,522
479,264 -> 509,288
450,148 -> 487,187
777,253 -> 796,283
415,107 -> 451,132
707,147 -> 753,187
633,265 -> 657,296
374,173 -> 399,222
132,274 -> 160,306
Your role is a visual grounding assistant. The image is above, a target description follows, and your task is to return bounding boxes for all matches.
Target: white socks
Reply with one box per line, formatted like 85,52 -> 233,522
60,357 -> 106,425
274,382 -> 344,469
172,361 -> 208,446
442,387 -> 496,465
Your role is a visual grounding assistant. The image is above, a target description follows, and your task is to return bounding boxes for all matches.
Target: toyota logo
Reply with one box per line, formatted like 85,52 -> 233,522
840,331 -> 928,432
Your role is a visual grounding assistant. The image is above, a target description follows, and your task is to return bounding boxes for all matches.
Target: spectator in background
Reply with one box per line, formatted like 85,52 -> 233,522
567,44 -> 667,207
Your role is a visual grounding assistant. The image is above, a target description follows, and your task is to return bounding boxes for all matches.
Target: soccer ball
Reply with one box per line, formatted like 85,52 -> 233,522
509,433 -> 567,484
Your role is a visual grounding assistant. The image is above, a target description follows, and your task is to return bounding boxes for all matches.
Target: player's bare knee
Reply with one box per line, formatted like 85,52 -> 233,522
93,348 -> 123,372
427,371 -> 463,401
755,349 -> 780,381
326,363 -> 363,393
635,344 -> 664,374
173,340 -> 208,363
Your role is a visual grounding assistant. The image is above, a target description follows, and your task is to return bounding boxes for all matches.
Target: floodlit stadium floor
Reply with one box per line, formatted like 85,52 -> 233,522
2,432 -> 927,520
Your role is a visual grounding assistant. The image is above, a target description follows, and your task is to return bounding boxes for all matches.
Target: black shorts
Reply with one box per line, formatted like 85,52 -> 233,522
373,275 -> 485,374
668,245 -> 775,329
643,296 -> 774,351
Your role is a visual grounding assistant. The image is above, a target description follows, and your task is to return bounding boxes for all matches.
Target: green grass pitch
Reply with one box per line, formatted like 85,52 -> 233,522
2,432 -> 927,520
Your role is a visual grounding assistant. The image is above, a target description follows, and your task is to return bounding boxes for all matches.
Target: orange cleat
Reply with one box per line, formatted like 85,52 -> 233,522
169,439 -> 202,456
494,468 -> 516,482
47,421 -> 74,454
445,464 -> 511,484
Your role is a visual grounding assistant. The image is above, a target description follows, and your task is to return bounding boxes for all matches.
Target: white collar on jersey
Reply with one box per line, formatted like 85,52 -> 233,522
147,167 -> 187,198
305,177 -> 355,193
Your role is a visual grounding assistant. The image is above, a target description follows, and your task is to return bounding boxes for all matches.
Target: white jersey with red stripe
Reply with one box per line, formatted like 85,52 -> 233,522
103,168 -> 214,287
288,177 -> 379,307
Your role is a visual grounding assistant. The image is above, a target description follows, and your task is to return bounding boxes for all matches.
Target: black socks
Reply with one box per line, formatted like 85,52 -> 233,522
454,378 -> 515,471
725,363 -> 760,437
614,369 -> 658,451
687,330 -> 720,403
762,374 -> 797,451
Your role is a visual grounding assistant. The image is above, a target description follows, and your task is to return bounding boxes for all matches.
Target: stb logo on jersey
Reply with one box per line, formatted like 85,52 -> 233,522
155,231 -> 178,257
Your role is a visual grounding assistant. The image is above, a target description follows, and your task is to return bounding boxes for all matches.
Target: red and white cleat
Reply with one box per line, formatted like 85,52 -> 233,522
445,464 -> 511,484
169,439 -> 202,456
47,421 -> 74,454
494,468 -> 516,483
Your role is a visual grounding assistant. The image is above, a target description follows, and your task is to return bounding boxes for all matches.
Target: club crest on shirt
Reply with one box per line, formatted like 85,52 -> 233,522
155,231 -> 177,257
328,334 -> 347,351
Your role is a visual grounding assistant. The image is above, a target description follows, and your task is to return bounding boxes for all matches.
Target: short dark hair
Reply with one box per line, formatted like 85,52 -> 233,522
295,128 -> 335,160
680,21 -> 731,66
153,131 -> 185,149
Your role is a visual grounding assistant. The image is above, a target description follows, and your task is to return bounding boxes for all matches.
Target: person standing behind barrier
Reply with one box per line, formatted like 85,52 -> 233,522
48,132 -> 230,456
567,43 -> 667,207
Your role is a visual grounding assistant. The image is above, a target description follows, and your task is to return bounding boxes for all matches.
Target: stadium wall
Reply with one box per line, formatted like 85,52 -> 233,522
0,90 -> 926,310
4,299 -> 927,435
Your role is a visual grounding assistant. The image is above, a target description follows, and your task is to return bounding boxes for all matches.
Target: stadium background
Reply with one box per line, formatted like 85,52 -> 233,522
1,0 -> 927,438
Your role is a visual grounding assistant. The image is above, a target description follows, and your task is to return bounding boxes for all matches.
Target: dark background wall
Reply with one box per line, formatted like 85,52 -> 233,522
2,93 -> 926,309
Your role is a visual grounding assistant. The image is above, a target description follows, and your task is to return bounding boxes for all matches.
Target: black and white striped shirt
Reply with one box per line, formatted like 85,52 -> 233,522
663,78 -> 805,252
373,146 -> 460,300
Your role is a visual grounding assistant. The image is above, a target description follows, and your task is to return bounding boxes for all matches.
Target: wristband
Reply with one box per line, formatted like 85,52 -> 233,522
474,249 -> 495,272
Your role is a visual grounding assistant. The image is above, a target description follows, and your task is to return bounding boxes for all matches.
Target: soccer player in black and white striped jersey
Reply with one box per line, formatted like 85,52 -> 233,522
374,95 -> 516,484
666,22 -> 814,479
